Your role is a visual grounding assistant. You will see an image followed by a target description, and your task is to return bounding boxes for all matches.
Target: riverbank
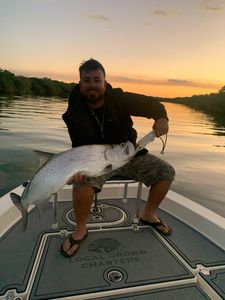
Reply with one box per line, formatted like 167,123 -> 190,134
0,69 -> 75,98
161,92 -> 225,134
1,69 -> 225,129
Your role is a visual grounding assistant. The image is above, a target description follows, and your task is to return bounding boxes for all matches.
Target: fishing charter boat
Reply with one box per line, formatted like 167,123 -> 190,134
1,133 -> 225,300
1,178 -> 225,300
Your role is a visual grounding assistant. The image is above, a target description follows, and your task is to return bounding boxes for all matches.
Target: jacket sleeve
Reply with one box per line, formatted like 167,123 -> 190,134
62,110 -> 77,146
61,85 -> 79,146
122,91 -> 168,120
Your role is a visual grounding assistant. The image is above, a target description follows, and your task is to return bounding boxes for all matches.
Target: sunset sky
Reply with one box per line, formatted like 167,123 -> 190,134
1,0 -> 225,97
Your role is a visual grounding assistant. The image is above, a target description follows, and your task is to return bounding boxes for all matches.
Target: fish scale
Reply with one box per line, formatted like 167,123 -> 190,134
10,131 -> 155,231
10,142 -> 135,231
27,145 -> 108,202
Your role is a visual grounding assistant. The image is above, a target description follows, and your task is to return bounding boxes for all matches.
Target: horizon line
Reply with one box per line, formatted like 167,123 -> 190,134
2,67 -> 223,98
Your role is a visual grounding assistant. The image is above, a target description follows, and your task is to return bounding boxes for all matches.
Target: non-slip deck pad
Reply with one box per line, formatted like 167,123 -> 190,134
98,284 -> 211,300
29,229 -> 193,299
1,198 -> 225,299
155,209 -> 225,268
200,268 -> 225,299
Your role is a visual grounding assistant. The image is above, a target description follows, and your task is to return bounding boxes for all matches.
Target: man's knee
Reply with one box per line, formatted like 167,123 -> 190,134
165,164 -> 175,181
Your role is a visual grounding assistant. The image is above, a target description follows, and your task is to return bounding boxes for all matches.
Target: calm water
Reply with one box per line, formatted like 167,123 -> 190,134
0,97 -> 225,217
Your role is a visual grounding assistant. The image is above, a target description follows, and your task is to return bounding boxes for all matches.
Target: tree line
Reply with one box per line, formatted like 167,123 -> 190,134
161,86 -> 225,117
0,69 -> 75,98
1,68 -> 224,119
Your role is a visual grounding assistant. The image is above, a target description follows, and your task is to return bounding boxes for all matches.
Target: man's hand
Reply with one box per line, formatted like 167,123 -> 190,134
153,117 -> 169,137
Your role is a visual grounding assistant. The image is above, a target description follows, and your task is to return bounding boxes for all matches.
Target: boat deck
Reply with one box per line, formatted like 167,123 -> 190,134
1,195 -> 225,300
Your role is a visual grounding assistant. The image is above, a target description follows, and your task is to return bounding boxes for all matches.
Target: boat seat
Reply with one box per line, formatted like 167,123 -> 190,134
92,176 -> 143,220
51,176 -> 143,229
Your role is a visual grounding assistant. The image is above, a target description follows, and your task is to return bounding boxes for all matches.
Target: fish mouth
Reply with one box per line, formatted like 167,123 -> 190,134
121,142 -> 135,157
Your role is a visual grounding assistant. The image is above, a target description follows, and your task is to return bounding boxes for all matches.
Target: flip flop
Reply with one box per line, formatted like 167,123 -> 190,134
60,230 -> 88,257
140,217 -> 172,236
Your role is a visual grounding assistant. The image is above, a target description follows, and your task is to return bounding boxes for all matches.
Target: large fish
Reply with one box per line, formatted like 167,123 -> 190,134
10,131 -> 155,231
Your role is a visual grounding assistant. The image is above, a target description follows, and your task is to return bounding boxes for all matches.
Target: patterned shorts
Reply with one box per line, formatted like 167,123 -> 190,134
73,152 -> 175,192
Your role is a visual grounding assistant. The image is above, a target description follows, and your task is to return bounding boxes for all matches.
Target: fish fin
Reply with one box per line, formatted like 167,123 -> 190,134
10,192 -> 28,232
36,201 -> 49,219
103,164 -> 113,173
33,150 -> 55,168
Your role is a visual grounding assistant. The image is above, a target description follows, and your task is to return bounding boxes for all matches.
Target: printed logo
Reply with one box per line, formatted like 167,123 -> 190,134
89,238 -> 122,254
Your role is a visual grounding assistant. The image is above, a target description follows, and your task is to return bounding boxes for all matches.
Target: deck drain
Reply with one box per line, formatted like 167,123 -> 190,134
91,207 -> 102,214
91,214 -> 104,221
107,270 -> 123,282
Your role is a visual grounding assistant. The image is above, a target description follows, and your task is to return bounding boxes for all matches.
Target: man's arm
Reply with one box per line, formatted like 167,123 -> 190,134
123,91 -> 168,120
122,91 -> 169,136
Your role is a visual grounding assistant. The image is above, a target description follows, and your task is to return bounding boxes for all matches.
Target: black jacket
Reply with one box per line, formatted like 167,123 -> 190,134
62,83 -> 168,147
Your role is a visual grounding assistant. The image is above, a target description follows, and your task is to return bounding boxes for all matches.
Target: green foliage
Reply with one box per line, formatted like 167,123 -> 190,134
167,92 -> 225,116
0,70 -> 16,96
0,69 -> 75,98
162,88 -> 225,118
219,85 -> 225,93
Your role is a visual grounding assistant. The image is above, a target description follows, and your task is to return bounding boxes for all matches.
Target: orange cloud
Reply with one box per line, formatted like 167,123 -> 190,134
109,75 -> 221,98
83,14 -> 110,22
153,8 -> 182,17
109,75 -> 220,90
201,0 -> 225,11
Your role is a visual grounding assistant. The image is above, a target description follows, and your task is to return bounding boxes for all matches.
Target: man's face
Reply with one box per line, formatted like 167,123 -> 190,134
79,69 -> 106,103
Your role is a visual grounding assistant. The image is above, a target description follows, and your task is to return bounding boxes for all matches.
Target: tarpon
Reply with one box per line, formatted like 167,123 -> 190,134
10,131 -> 156,231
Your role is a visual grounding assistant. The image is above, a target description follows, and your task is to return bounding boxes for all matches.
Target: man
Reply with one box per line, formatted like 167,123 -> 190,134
61,58 -> 175,257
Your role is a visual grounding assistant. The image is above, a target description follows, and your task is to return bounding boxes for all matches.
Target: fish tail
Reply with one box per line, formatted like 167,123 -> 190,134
10,192 -> 28,232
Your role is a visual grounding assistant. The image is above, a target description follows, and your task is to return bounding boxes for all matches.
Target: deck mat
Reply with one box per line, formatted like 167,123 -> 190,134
0,202 -> 73,295
1,197 -> 225,298
98,283 -> 211,300
200,268 -> 225,299
81,198 -> 225,269
29,228 -> 193,299
0,200 -> 132,296
152,209 -> 225,268
0,207 -> 53,295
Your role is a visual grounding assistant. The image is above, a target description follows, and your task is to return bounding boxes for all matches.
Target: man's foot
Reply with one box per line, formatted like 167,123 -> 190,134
60,230 -> 88,257
140,217 -> 172,236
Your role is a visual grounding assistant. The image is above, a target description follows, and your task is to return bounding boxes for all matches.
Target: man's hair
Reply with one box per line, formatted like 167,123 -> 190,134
79,58 -> 106,77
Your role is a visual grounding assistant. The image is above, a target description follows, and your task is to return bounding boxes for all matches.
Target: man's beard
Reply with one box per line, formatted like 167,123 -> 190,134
82,89 -> 105,104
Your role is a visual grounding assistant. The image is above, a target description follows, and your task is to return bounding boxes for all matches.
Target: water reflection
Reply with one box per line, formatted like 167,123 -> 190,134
0,98 -> 225,218
213,114 -> 225,137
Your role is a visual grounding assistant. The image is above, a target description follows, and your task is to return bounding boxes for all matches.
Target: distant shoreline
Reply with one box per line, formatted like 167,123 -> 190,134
1,68 -> 225,124
161,91 -> 225,119
0,69 -> 75,99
